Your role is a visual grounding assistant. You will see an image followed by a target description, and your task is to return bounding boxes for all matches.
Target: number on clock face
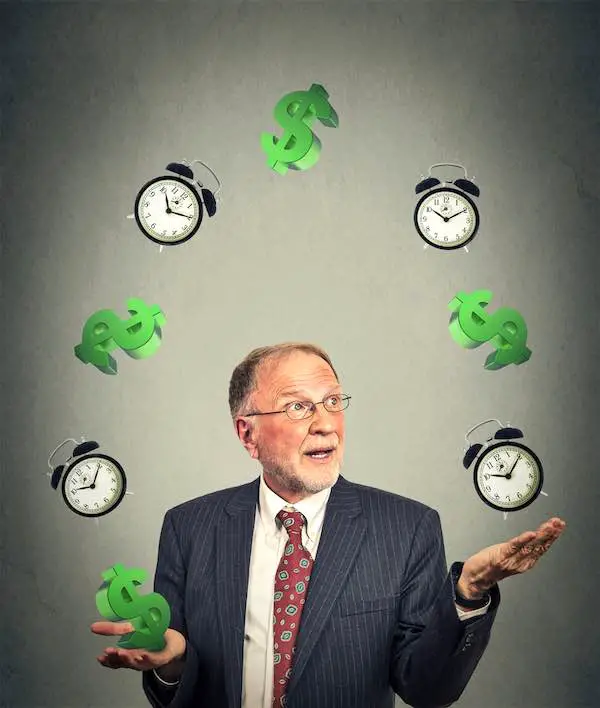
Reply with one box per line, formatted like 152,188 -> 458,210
476,444 -> 541,510
415,188 -> 478,249
136,177 -> 201,244
64,457 -> 124,516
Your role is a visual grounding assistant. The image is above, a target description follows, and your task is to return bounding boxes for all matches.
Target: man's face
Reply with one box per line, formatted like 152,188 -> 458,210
236,351 -> 345,502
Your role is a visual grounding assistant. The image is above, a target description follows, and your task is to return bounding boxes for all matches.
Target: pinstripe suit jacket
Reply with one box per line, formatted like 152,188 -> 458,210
142,474 -> 500,708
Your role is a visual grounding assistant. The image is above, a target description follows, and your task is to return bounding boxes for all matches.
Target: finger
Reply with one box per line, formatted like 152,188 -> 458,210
100,646 -> 136,670
104,646 -> 142,666
97,652 -> 123,670
506,530 -> 537,552
520,532 -> 562,558
537,517 -> 567,536
507,520 -> 563,554
528,521 -> 566,548
521,543 -> 546,556
115,649 -> 139,669
107,649 -> 137,670
536,531 -> 563,550
535,519 -> 559,536
99,647 -> 120,661
98,658 -> 119,670
124,649 -> 147,663
91,621 -> 135,636
133,654 -> 153,669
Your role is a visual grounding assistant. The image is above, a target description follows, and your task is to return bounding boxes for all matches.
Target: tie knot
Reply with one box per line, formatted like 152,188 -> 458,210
276,509 -> 306,535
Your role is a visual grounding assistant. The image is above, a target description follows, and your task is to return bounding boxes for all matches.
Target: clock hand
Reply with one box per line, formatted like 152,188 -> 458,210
170,211 -> 193,219
164,193 -> 170,210
489,473 -> 510,478
505,455 -> 521,480
91,463 -> 100,486
447,208 -> 467,220
430,209 -> 448,221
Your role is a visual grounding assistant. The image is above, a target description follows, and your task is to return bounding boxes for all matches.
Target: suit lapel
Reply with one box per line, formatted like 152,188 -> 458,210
285,476 -> 366,699
216,477 -> 260,708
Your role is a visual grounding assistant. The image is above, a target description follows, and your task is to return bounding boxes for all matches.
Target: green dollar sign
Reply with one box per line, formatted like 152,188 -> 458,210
95,563 -> 171,652
74,298 -> 166,374
448,289 -> 532,369
261,83 -> 339,175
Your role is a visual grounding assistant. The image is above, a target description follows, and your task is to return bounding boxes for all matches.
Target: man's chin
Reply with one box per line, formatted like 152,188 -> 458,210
299,461 -> 340,491
264,461 -> 340,495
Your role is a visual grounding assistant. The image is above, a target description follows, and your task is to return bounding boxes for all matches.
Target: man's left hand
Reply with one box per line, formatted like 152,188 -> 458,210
458,516 -> 567,599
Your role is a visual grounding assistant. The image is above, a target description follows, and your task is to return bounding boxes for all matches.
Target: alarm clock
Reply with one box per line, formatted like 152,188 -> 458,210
133,160 -> 220,246
48,438 -> 127,518
462,419 -> 543,512
414,163 -> 480,250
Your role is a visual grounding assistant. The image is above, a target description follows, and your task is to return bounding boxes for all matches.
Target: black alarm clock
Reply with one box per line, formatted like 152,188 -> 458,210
48,438 -> 127,518
462,419 -> 543,512
133,160 -> 220,246
414,163 -> 480,250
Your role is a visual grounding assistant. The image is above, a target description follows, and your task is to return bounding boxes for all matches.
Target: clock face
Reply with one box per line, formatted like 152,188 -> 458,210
62,453 -> 126,517
414,186 -> 479,250
474,441 -> 543,512
134,175 -> 202,245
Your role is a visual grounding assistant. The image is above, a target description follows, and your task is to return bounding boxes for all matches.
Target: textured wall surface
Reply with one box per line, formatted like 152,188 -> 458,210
1,2 -> 599,707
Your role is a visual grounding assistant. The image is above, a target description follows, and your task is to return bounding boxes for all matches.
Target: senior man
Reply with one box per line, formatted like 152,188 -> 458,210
92,342 -> 566,708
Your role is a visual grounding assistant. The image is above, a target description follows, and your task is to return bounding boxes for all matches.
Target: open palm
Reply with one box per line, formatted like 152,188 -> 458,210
461,517 -> 566,595
91,621 -> 185,672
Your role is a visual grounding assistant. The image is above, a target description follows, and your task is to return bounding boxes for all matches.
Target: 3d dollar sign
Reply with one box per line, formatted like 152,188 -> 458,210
96,564 -> 171,652
261,83 -> 339,175
74,297 -> 165,374
448,289 -> 532,370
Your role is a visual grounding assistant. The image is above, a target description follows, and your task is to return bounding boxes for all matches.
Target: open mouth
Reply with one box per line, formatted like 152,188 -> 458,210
305,448 -> 335,459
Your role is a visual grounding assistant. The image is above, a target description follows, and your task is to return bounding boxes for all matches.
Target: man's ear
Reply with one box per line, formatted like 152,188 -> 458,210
234,417 -> 259,459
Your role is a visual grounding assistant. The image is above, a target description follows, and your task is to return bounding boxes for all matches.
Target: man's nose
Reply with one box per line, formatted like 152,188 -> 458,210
309,403 -> 339,430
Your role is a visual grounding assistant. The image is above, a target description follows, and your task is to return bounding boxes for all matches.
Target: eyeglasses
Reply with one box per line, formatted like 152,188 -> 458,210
244,394 -> 351,421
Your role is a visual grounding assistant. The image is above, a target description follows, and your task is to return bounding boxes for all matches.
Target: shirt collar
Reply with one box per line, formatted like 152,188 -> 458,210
258,471 -> 332,542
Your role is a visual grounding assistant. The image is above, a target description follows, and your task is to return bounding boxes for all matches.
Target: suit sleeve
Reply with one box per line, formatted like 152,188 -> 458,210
389,508 -> 501,708
141,510 -> 202,708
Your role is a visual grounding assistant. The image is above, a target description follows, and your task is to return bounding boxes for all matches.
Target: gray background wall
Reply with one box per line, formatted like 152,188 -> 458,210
1,2 -> 599,707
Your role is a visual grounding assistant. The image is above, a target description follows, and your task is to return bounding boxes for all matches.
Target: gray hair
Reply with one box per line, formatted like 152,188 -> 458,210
228,342 -> 339,418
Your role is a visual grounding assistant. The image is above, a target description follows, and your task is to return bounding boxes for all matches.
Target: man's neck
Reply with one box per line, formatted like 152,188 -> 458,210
263,473 -> 307,504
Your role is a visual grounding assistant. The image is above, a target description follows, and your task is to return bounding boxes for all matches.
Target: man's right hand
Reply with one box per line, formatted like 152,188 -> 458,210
91,621 -> 186,673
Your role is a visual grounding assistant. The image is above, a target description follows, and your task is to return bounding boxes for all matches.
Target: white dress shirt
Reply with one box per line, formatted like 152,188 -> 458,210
155,474 -> 491,702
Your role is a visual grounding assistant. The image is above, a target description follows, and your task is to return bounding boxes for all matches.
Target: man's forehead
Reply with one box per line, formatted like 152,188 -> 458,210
256,353 -> 339,395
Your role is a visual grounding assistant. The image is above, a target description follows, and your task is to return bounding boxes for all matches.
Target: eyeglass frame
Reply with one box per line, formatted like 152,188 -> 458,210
242,393 -> 352,421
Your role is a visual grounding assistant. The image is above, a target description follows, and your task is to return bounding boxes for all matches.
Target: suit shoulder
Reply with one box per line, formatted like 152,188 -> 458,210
346,478 -> 437,519
163,479 -> 255,521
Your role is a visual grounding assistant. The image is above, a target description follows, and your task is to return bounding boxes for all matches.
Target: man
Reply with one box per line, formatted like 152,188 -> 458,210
92,342 -> 566,708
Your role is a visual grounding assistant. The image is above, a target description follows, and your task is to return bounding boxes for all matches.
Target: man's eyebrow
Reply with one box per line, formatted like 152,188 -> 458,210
277,386 -> 342,401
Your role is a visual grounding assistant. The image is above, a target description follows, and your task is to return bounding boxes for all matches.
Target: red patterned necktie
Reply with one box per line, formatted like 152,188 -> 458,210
272,508 -> 314,707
